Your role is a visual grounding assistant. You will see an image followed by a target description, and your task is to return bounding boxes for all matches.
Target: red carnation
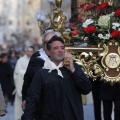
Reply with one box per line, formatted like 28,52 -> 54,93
85,3 -> 97,11
84,26 -> 96,34
115,9 -> 120,17
80,3 -> 87,9
111,30 -> 120,38
70,30 -> 79,36
98,2 -> 109,10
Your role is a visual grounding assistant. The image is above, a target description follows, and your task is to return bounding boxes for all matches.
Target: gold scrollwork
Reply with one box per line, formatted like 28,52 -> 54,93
65,40 -> 120,85
54,0 -> 120,85
53,0 -> 67,32
65,47 -> 104,80
98,40 -> 120,84
105,53 -> 120,69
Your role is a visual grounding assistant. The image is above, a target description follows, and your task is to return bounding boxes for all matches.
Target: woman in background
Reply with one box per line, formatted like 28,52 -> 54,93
0,53 -> 13,106
8,50 -> 18,105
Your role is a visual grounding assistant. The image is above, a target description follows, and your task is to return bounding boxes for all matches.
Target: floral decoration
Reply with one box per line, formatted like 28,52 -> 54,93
62,1 -> 120,45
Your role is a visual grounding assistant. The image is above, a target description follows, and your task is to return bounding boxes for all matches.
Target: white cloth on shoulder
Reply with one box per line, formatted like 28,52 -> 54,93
43,57 -> 63,78
38,48 -> 48,61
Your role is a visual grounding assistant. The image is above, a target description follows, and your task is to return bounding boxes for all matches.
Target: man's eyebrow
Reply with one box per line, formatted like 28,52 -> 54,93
53,45 -> 65,48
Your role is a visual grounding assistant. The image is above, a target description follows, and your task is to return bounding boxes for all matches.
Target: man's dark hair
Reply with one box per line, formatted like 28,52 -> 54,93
28,46 -> 35,51
25,46 -> 35,52
46,35 -> 64,50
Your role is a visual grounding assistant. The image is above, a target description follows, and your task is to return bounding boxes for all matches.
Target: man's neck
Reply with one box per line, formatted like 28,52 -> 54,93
51,60 -> 62,66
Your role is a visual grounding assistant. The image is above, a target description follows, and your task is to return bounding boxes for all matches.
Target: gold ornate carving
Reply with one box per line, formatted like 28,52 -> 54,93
65,40 -> 120,84
98,40 -> 120,84
65,46 -> 104,80
105,53 -> 120,69
53,0 -> 120,84
53,0 -> 67,32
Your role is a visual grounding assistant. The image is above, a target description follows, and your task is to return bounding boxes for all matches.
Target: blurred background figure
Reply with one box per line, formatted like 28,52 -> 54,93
13,46 -> 35,120
90,77 -> 102,120
32,37 -> 42,51
8,50 -> 18,105
19,49 -> 25,58
0,83 -> 6,117
8,50 -> 18,70
0,53 -> 13,106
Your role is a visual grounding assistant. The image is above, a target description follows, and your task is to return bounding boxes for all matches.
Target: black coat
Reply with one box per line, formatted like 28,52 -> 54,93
0,62 -> 13,95
100,81 -> 120,100
22,51 -> 44,101
21,63 -> 92,120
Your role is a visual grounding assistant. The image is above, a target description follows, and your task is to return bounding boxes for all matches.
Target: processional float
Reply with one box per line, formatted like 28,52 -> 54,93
52,0 -> 120,85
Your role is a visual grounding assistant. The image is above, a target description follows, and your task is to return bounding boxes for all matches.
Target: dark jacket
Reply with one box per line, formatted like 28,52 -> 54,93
100,81 -> 120,100
21,63 -> 92,120
0,62 -> 13,95
22,51 -> 44,101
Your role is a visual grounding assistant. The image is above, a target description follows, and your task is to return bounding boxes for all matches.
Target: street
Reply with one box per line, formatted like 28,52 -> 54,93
0,102 -> 94,120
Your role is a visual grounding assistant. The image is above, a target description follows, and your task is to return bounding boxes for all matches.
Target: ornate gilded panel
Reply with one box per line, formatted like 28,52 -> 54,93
53,0 -> 120,85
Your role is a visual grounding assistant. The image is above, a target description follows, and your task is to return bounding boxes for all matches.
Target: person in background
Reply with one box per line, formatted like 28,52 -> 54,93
19,49 -> 25,58
90,77 -> 102,120
33,37 -> 42,51
21,35 -> 92,120
22,28 -> 61,110
100,81 -> 120,120
8,50 -> 18,70
8,50 -> 18,105
0,53 -> 13,106
14,46 -> 35,120
0,83 -> 6,116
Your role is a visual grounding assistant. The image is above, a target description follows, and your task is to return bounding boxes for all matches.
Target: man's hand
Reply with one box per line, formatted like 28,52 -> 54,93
22,100 -> 26,111
64,56 -> 75,73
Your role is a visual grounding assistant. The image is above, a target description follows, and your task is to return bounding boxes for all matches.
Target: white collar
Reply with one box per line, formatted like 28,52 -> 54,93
43,57 -> 63,78
37,48 -> 48,61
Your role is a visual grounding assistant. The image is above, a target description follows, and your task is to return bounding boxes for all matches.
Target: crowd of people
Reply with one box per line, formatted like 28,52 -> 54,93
0,27 -> 120,120
0,45 -> 35,118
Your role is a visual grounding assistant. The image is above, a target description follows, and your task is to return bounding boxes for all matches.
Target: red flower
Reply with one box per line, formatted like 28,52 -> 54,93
85,3 -> 97,11
84,26 -> 96,34
70,30 -> 79,36
98,2 -> 109,10
80,3 -> 87,9
115,9 -> 120,17
111,30 -> 120,38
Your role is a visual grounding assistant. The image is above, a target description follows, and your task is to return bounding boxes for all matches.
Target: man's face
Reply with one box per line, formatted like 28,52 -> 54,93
26,47 -> 34,58
47,41 -> 65,65
43,33 -> 56,51
1,56 -> 8,63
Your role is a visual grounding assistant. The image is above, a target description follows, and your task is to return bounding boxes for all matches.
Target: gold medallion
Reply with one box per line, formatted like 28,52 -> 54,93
105,53 -> 120,68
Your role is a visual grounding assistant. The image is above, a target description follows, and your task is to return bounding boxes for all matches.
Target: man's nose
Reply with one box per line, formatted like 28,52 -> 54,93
58,47 -> 63,52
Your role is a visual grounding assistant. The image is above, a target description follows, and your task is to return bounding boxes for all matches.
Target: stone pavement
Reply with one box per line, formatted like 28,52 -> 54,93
1,103 -> 14,120
0,93 -> 114,120
0,102 -> 95,120
84,104 -> 94,120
